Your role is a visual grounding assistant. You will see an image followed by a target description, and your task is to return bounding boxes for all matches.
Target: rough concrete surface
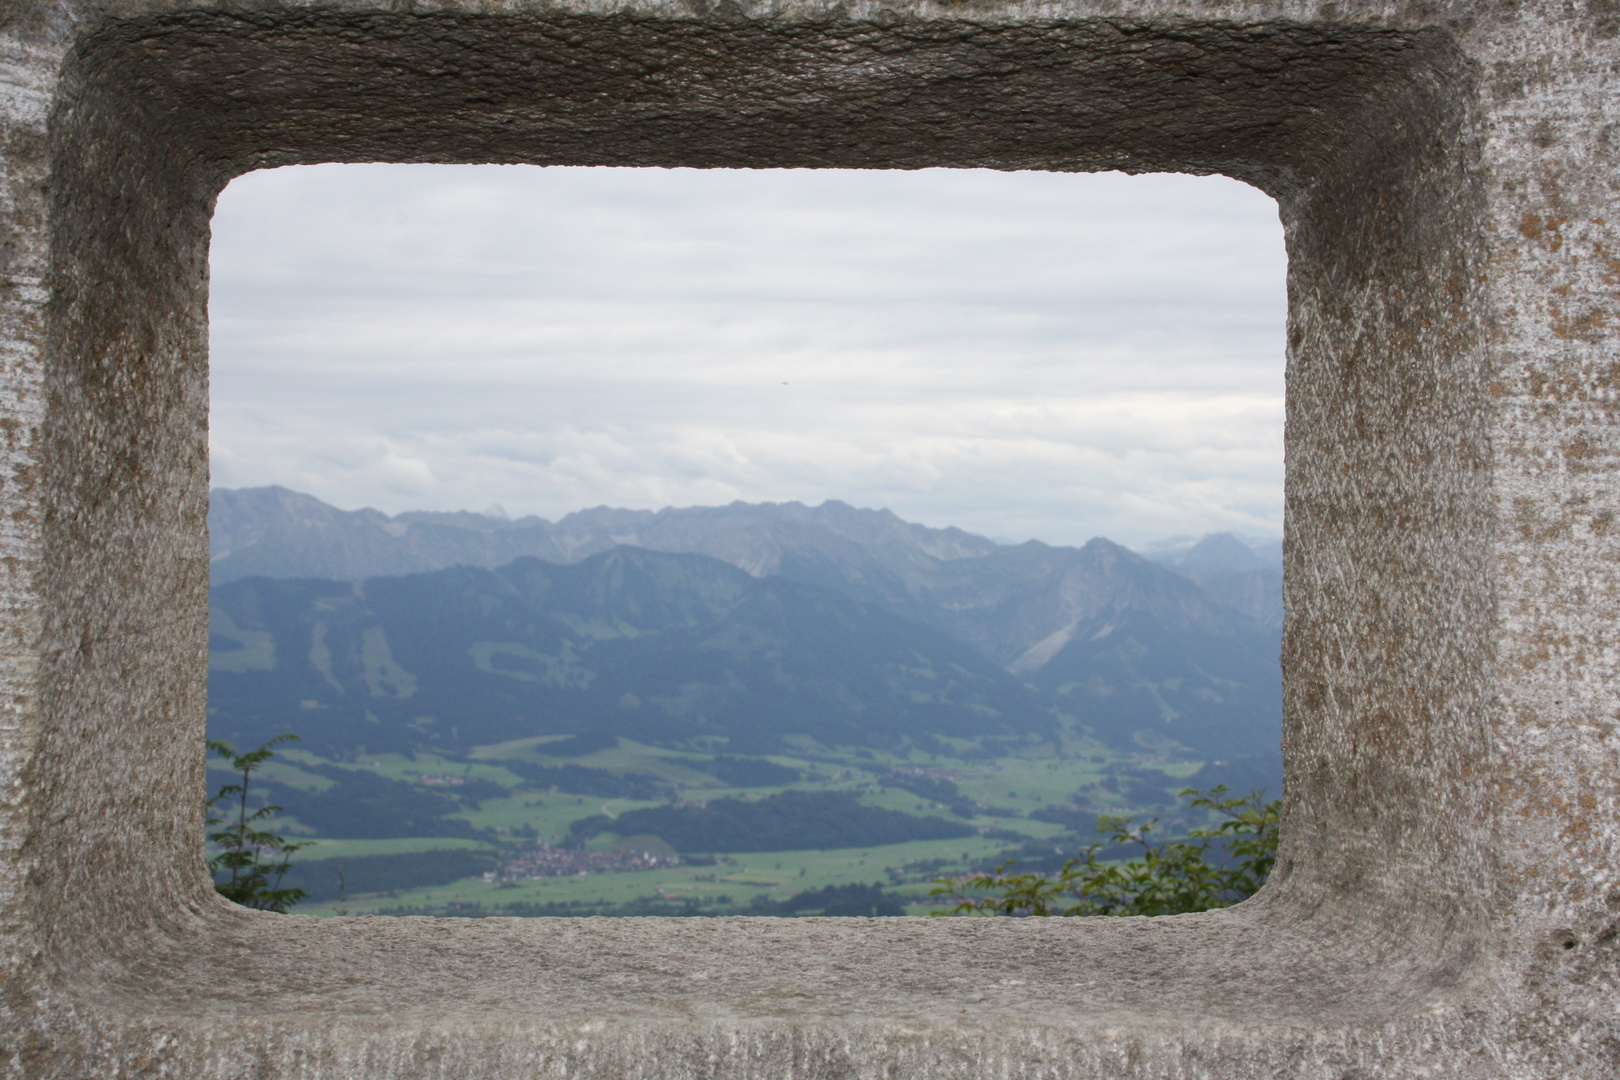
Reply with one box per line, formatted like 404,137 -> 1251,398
0,0 -> 1614,1075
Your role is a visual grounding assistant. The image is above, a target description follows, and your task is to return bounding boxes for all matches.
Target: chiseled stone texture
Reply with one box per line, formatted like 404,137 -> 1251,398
0,0 -> 1613,1075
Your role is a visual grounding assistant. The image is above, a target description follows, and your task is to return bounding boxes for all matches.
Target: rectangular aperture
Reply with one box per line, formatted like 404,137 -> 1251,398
203,164 -> 1287,918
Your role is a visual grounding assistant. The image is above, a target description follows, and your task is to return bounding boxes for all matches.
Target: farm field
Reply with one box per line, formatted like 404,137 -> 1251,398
212,729 -> 1255,918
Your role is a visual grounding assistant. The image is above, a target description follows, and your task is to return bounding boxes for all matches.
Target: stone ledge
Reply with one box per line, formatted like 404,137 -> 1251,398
15,902 -> 1529,1078
0,0 -> 1615,1075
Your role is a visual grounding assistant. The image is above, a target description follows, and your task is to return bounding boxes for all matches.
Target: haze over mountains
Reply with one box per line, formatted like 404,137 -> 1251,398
208,488 -> 1283,770
210,487 -> 1282,630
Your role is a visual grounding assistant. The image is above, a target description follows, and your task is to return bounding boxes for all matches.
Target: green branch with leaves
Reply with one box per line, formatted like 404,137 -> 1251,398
931,785 -> 1280,917
206,733 -> 311,913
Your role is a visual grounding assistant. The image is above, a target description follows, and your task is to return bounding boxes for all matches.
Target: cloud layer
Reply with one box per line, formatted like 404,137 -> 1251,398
209,164 -> 1285,546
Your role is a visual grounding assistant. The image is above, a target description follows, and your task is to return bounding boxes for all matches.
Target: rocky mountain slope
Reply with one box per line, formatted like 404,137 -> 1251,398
1145,531 -> 1283,628
208,489 -> 1284,763
211,486 -> 1280,643
209,547 -> 1061,759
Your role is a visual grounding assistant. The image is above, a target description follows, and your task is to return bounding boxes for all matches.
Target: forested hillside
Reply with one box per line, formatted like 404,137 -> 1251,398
208,547 -> 1062,758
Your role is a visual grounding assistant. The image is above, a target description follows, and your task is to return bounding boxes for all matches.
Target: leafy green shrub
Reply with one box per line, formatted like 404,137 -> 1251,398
931,786 -> 1279,917
206,734 -> 310,913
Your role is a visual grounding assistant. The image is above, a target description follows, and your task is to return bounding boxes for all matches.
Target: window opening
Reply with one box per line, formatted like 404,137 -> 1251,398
206,164 -> 1286,918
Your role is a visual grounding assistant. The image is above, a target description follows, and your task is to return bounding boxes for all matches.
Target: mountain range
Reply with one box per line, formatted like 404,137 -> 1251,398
208,488 -> 1283,764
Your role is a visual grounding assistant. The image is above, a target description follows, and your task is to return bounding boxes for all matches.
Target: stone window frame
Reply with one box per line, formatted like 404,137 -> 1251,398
1,3 -> 1611,1077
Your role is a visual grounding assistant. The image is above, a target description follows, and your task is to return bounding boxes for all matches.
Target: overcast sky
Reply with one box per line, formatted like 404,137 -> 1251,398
209,165 -> 1286,548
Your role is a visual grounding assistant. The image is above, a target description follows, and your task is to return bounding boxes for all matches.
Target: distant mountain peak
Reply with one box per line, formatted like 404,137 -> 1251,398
1176,532 -> 1267,575
1134,531 -> 1280,570
1131,531 -> 1282,630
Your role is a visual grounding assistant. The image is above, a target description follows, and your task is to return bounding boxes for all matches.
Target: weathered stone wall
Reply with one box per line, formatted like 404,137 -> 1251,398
0,1 -> 1614,1076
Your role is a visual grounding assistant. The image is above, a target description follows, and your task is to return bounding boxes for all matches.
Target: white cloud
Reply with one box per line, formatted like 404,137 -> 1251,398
209,165 -> 1286,546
